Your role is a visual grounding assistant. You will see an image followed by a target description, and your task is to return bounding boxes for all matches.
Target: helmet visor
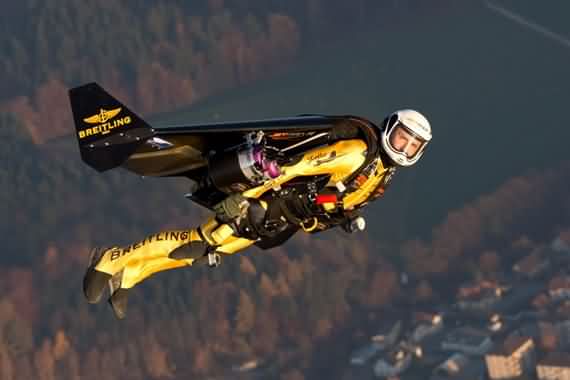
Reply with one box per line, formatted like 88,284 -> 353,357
388,124 -> 426,159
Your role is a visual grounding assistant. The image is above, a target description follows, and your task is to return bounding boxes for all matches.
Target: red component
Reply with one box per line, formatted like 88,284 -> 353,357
315,194 -> 338,204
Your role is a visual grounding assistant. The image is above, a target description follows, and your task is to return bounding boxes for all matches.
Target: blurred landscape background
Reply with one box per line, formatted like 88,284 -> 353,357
1,1 -> 569,379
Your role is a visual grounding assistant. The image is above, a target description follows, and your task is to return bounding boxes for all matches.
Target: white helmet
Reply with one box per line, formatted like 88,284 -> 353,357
380,109 -> 432,167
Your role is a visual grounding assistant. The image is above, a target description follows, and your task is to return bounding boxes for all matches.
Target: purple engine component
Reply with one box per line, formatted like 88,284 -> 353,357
253,146 -> 280,178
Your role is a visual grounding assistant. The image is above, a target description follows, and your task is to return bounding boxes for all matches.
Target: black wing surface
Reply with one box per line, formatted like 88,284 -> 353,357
143,115 -> 341,178
69,83 -> 348,176
68,82 -> 379,209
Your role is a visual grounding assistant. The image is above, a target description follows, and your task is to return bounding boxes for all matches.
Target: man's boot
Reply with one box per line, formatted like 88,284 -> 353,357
83,247 -> 111,304
106,269 -> 129,319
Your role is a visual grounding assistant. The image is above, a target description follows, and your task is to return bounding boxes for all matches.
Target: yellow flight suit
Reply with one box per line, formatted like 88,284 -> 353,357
84,138 -> 394,318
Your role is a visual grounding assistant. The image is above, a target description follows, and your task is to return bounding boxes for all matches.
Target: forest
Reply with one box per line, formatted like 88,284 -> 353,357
2,113 -> 569,379
1,1 -> 569,379
0,0 -> 438,143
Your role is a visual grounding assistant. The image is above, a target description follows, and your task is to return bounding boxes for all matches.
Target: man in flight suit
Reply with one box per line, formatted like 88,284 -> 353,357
83,109 -> 432,319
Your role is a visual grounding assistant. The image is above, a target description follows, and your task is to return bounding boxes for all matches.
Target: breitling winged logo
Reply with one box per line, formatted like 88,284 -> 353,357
83,108 -> 122,124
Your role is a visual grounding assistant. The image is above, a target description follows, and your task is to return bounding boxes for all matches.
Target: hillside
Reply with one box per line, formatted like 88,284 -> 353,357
1,111 -> 568,379
1,2 -> 570,379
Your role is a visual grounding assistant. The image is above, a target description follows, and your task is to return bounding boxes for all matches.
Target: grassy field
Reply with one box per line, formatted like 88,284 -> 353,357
152,2 -> 570,242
